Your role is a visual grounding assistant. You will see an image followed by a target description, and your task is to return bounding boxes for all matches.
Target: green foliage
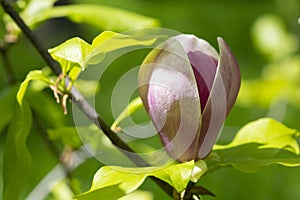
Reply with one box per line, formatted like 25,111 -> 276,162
47,30 -> 159,96
4,0 -> 159,37
17,30 -> 158,109
0,86 -> 18,132
47,126 -> 82,149
251,14 -> 298,60
75,160 -> 207,199
111,97 -> 143,131
1,0 -> 300,199
118,190 -> 153,200
16,69 -> 54,105
3,102 -> 32,200
32,4 -> 160,32
238,14 -> 300,111
26,90 -> 66,128
238,56 -> 300,109
208,118 -> 300,173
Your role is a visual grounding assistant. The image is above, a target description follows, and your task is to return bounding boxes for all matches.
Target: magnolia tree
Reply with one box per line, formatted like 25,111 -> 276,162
1,0 -> 300,200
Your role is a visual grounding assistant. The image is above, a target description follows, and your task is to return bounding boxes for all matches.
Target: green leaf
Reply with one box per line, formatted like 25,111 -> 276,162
208,118 -> 300,173
119,190 -> 153,200
17,70 -> 54,105
209,144 -> 300,173
48,37 -> 92,74
31,4 -> 159,32
75,185 -> 125,200
215,118 -> 300,154
76,160 -> 207,199
48,31 -> 158,81
0,86 -> 18,133
2,0 -> 57,36
74,79 -> 100,97
23,0 -> 57,21
48,126 -> 82,148
111,97 -> 143,131
27,90 -> 66,128
3,101 -> 32,200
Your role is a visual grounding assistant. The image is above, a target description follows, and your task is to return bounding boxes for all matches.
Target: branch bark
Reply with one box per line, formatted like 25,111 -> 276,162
0,0 -> 173,197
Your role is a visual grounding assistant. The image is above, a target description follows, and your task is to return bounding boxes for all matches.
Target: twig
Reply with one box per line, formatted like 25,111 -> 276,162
0,0 -> 173,197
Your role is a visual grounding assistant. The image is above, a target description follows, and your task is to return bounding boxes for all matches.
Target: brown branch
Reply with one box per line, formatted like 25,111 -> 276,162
0,0 -> 173,197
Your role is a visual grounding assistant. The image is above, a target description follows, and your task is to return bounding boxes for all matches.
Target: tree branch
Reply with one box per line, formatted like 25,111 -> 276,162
0,0 -> 61,75
0,0 -> 173,197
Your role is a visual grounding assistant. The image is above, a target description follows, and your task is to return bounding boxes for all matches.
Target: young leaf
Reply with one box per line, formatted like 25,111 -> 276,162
111,97 -> 143,131
208,118 -> 300,173
76,160 -> 207,199
3,102 -> 32,200
48,37 -> 92,74
17,70 -> 54,105
48,31 -> 158,81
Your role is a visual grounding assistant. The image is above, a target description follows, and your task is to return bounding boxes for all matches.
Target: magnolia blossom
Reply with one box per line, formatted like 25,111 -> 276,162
138,34 -> 241,162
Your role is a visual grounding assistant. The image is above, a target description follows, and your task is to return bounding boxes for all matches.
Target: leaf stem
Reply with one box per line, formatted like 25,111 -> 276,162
0,0 -> 173,197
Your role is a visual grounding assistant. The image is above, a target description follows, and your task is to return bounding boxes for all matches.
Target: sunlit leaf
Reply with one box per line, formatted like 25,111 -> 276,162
3,101 -> 32,200
75,185 -> 125,200
215,118 -> 300,154
31,4 -> 159,32
111,97 -> 143,131
76,160 -> 207,199
4,1 -> 159,37
17,70 -> 54,105
118,190 -> 153,200
48,37 -> 92,74
50,180 -> 74,200
208,118 -> 300,173
48,30 -> 158,81
23,0 -> 57,21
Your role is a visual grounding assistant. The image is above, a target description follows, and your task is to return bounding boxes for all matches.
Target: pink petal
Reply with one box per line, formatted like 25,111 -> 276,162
138,38 -> 202,161
197,37 -> 241,158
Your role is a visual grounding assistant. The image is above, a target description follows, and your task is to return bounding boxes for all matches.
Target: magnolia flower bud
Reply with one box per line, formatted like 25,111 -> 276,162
138,34 -> 241,162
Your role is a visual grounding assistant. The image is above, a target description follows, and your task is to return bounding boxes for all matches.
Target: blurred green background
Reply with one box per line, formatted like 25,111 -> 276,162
1,0 -> 300,199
